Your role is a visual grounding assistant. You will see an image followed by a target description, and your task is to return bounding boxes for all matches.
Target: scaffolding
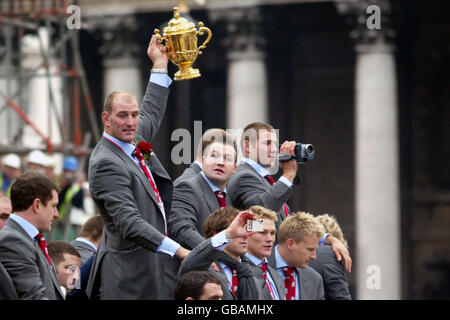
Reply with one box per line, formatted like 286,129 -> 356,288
0,0 -> 100,159
0,1 -> 102,241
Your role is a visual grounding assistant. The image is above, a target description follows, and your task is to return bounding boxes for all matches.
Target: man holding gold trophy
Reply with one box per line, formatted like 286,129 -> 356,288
86,6 -> 212,300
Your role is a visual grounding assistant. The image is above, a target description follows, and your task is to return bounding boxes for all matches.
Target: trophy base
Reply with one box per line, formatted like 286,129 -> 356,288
174,68 -> 201,81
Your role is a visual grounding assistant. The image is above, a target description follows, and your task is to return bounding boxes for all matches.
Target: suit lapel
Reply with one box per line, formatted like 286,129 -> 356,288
198,175 -> 220,212
267,266 -> 286,300
102,138 -> 161,210
297,267 -> 310,300
7,220 -> 63,299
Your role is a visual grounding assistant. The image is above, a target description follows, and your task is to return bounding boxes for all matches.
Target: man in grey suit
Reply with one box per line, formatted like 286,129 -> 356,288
245,206 -> 286,300
269,211 -> 325,300
71,215 -> 103,265
166,129 -> 237,294
169,129 -> 237,248
228,122 -> 352,273
173,128 -> 228,186
0,172 -> 64,300
86,35 -> 189,300
227,122 -> 298,227
178,207 -> 267,300
0,262 -> 18,299
308,214 -> 352,300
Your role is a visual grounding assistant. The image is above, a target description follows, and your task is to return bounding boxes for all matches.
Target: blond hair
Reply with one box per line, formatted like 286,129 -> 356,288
316,214 -> 348,248
278,211 -> 325,245
248,205 -> 278,223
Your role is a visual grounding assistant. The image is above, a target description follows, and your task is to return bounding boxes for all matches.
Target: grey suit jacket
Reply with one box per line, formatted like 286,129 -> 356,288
308,245 -> 352,300
169,173 -> 233,249
165,174 -> 233,298
268,251 -> 325,300
173,162 -> 202,187
0,262 -> 18,300
246,259 -> 286,300
71,239 -> 96,266
178,238 -> 267,300
227,162 -> 293,229
86,82 -> 173,300
0,219 -> 64,300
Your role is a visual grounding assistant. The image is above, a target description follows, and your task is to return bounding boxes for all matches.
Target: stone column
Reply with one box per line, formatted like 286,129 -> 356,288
89,15 -> 143,103
336,0 -> 401,299
20,27 -> 63,149
209,7 -> 268,132
0,25 -> 19,146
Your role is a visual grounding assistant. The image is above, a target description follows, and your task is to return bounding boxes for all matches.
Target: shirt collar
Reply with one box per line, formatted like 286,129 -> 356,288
200,171 -> 227,194
194,160 -> 203,170
9,214 -> 39,240
103,131 -> 136,158
243,158 -> 270,178
74,237 -> 98,251
275,245 -> 290,269
245,253 -> 268,266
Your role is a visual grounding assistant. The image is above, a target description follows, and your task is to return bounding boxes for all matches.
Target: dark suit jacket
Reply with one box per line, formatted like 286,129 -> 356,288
178,237 -> 267,300
308,245 -> 352,300
227,162 -> 294,229
169,173 -> 233,249
165,173 -> 233,298
268,250 -> 325,300
173,162 -> 201,187
71,239 -> 96,266
246,258 -> 286,300
0,261 -> 17,300
0,219 -> 64,300
86,82 -> 173,300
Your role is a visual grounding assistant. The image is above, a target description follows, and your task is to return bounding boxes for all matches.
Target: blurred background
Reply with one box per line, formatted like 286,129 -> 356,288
0,0 -> 449,300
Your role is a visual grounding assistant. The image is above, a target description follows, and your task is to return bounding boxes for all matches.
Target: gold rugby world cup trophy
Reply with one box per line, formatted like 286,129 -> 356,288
154,7 -> 212,81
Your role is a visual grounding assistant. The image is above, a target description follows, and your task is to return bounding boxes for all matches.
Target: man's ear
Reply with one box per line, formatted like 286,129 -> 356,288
243,140 -> 250,156
31,198 -> 41,213
285,238 -> 296,250
102,111 -> 110,127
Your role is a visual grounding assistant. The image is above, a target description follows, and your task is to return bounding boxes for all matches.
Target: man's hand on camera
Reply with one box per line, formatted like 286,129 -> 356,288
280,140 -> 298,183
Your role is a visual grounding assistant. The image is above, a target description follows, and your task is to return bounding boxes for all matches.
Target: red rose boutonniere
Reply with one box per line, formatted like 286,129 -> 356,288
137,141 -> 153,160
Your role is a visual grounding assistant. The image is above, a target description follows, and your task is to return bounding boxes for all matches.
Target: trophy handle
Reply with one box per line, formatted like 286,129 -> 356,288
197,22 -> 212,55
154,29 -> 170,57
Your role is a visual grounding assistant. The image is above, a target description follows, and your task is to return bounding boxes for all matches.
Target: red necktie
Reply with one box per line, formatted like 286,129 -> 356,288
133,147 -> 167,235
264,175 -> 289,217
283,266 -> 297,300
260,262 -> 268,280
231,267 -> 238,296
133,147 -> 162,203
214,191 -> 226,208
35,233 -> 52,265
260,262 -> 277,299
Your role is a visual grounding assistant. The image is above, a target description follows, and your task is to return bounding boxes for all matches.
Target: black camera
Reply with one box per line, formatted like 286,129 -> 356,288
278,143 -> 315,163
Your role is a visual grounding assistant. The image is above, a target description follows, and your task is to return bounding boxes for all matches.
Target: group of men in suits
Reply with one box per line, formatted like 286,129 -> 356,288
0,34 -> 352,300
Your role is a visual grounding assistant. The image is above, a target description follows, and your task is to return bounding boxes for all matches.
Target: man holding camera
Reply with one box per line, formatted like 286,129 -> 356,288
227,122 -> 297,228
227,122 -> 352,273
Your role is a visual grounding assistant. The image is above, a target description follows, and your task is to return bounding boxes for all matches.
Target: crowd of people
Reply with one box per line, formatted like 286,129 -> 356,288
0,35 -> 352,301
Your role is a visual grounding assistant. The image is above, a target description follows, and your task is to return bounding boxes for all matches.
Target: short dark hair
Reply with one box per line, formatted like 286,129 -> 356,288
80,215 -> 104,242
47,241 -> 81,267
10,172 -> 59,212
241,122 -> 274,149
174,271 -> 222,300
103,91 -> 137,114
203,207 -> 239,238
200,129 -> 238,163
